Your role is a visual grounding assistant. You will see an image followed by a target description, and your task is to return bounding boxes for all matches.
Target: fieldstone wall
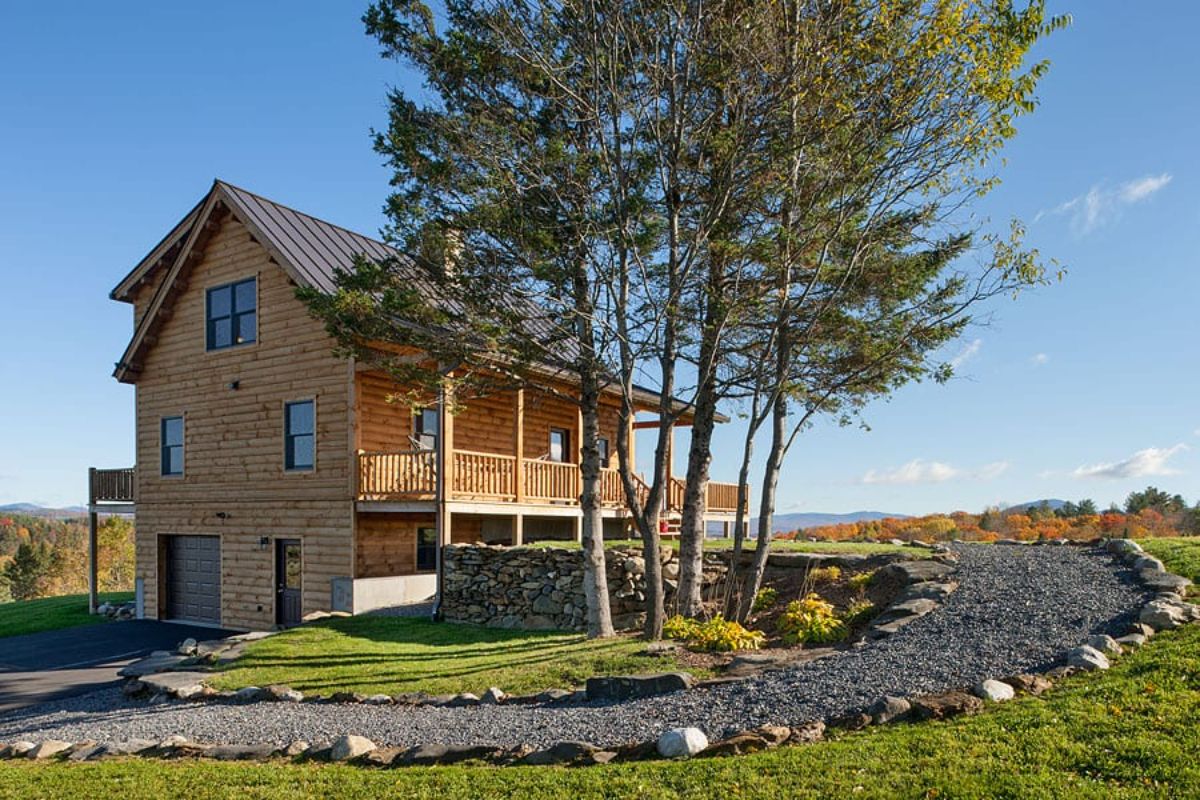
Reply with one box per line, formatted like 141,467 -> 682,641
440,544 -> 728,631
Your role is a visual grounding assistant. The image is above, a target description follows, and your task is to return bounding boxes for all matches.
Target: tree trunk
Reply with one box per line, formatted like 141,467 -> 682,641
736,393 -> 787,623
723,405 -> 758,618
579,384 -> 615,638
676,377 -> 717,617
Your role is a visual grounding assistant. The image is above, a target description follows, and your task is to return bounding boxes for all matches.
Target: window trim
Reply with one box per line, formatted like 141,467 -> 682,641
413,407 -> 439,451
549,427 -> 571,464
283,398 -> 316,473
415,526 -> 438,573
205,275 -> 258,352
597,437 -> 610,467
160,415 -> 185,478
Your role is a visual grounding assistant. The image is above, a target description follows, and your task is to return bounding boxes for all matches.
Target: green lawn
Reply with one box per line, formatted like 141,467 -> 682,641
209,616 -> 703,697
532,538 -> 916,556
1139,537 -> 1200,588
4,622 -> 1199,798
0,592 -> 133,639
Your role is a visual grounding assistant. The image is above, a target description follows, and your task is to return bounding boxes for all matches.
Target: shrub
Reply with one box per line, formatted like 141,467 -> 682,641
751,587 -> 779,612
847,570 -> 876,594
777,594 -> 847,645
664,614 -> 766,652
808,566 -> 842,584
843,599 -> 877,627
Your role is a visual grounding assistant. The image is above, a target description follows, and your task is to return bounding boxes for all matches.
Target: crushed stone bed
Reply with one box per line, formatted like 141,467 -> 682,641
0,545 -> 1150,749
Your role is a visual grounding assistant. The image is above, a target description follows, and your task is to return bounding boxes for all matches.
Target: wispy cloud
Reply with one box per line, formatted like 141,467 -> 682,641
1030,353 -> 1049,366
949,338 -> 982,371
1072,444 -> 1188,480
1035,173 -> 1172,235
861,459 -> 1009,486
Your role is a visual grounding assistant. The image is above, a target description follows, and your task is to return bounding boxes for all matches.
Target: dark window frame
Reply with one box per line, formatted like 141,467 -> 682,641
549,427 -> 571,463
416,526 -> 438,572
205,277 -> 257,351
597,437 -> 610,466
284,399 -> 315,472
413,407 -> 439,451
160,416 -> 184,477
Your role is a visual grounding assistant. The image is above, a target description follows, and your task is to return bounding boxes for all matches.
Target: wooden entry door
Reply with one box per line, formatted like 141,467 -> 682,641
275,539 -> 302,627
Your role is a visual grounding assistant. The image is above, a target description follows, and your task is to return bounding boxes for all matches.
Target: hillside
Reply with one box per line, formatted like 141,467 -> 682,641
761,510 -> 909,534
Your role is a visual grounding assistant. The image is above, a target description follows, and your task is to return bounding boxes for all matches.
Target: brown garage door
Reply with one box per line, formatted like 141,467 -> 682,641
163,535 -> 221,624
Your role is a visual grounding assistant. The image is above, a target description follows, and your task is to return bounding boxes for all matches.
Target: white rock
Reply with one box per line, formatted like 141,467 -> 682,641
1108,539 -> 1142,555
330,734 -> 376,762
177,638 -> 198,656
1116,633 -> 1147,648
27,740 -> 73,760
234,686 -> 265,701
974,679 -> 1015,702
7,741 -> 36,758
1086,635 -> 1123,655
481,687 -> 506,705
1067,645 -> 1110,671
656,727 -> 708,758
1132,556 -> 1165,573
364,694 -> 392,705
1140,599 -> 1190,631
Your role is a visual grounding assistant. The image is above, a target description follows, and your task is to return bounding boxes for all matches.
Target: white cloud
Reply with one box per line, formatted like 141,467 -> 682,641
1030,353 -> 1049,366
1035,173 -> 1172,235
861,459 -> 1008,485
949,338 -> 982,371
1072,444 -> 1188,480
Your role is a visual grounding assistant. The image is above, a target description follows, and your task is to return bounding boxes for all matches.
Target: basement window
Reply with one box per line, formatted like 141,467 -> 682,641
206,277 -> 257,350
416,527 -> 438,572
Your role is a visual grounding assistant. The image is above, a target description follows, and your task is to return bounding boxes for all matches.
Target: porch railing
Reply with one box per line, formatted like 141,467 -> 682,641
90,467 -> 135,504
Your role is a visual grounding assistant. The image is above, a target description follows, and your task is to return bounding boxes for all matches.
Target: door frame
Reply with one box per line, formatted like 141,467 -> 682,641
274,537 -> 303,627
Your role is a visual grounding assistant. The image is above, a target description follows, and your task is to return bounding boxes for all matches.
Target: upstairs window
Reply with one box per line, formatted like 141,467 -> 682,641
413,408 -> 439,450
160,416 -> 184,476
549,427 -> 571,463
597,437 -> 610,466
206,277 -> 257,350
416,527 -> 438,572
284,400 -> 315,471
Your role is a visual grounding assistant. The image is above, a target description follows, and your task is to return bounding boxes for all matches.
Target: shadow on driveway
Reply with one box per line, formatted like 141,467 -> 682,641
0,620 -> 237,713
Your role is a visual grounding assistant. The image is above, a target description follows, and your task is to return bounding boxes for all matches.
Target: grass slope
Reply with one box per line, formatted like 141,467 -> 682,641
1139,538 -> 1200,587
0,592 -> 133,639
209,616 -> 703,697
3,623 -> 1199,798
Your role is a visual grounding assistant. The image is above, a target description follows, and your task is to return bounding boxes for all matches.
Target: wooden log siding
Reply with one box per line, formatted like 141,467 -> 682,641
358,450 -> 436,499
452,450 -> 516,500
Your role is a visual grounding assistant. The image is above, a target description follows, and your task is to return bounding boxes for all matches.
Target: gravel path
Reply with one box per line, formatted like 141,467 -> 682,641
0,545 -> 1149,749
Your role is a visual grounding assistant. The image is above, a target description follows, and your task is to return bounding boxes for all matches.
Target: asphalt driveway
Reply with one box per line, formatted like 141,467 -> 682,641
0,620 -> 236,713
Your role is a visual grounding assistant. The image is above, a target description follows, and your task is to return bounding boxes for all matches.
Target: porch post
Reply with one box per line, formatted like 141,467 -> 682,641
513,512 -> 524,546
514,389 -> 525,503
87,467 -> 99,614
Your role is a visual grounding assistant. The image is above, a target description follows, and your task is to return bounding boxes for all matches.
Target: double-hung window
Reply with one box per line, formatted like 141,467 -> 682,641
161,416 -> 184,476
206,277 -> 257,350
284,400 -> 315,471
413,408 -> 438,450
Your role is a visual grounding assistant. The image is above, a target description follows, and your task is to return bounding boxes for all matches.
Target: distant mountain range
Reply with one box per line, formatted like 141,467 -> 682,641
0,503 -> 89,518
998,499 -> 1067,514
761,510 -> 910,533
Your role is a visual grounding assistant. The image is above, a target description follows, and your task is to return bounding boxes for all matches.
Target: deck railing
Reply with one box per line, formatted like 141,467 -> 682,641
356,449 -> 741,512
90,467 -> 136,504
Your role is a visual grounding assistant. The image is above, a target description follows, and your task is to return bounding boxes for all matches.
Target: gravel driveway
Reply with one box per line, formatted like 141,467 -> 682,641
0,545 -> 1148,749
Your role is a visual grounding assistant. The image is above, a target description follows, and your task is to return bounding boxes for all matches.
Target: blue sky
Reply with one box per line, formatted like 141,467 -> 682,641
1,2 -> 1196,514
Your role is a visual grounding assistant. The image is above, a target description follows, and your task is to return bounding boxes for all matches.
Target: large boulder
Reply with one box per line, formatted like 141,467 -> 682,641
329,735 -> 376,762
974,679 -> 1016,703
1002,674 -> 1053,696
1106,539 -> 1142,555
656,728 -> 708,758
26,740 -> 73,760
867,696 -> 911,725
1132,556 -> 1166,573
1140,599 -> 1195,631
141,671 -> 211,699
1138,571 -> 1191,595
909,691 -> 984,721
586,672 -> 693,701
1067,645 -> 1110,671
521,741 -> 613,766
1086,635 -> 1123,655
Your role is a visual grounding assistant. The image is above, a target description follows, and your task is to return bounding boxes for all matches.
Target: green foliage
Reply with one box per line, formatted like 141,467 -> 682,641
1126,486 -> 1187,515
751,588 -> 779,613
843,600 -> 877,628
0,513 -> 134,601
847,570 -> 876,594
2,542 -> 55,601
777,594 -> 847,645
808,566 -> 842,584
663,615 -> 766,652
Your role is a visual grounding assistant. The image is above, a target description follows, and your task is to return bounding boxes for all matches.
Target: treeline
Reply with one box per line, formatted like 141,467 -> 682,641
781,486 -> 1200,544
0,513 -> 135,602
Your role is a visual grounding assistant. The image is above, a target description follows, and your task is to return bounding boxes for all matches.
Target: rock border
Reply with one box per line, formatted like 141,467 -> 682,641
35,540 -> 1190,771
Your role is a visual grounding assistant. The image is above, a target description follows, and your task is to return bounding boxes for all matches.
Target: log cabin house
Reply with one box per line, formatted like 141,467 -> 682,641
89,180 -> 740,631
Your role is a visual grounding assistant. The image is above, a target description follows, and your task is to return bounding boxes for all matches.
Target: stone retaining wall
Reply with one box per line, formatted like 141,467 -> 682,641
440,544 -> 729,631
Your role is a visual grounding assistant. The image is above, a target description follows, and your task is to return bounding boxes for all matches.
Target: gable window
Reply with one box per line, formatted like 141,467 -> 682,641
284,400 -> 315,471
416,527 -> 438,572
549,427 -> 571,463
597,437 -> 610,466
413,408 -> 439,450
160,416 -> 184,476
206,277 -> 257,350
